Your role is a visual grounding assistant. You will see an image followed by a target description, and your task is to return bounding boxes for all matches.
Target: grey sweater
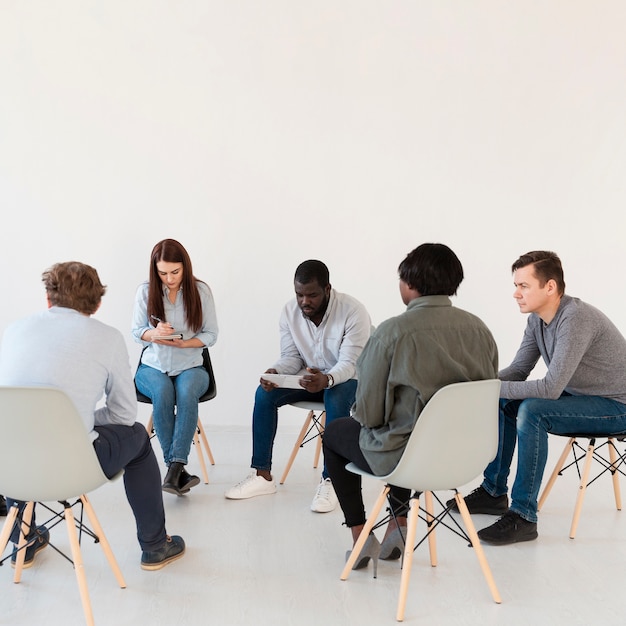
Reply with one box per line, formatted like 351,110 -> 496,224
500,295 -> 626,404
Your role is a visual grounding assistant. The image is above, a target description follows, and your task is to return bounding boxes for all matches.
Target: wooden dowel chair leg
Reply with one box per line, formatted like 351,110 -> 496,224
424,491 -> 437,567
279,411 -> 314,484
198,422 -> 215,465
608,438 -> 622,510
194,430 -> 210,484
64,504 -> 95,626
538,437 -> 575,511
13,501 -> 35,583
80,494 -> 127,589
0,505 -> 19,558
570,440 -> 595,539
456,493 -> 502,604
396,495 -> 420,622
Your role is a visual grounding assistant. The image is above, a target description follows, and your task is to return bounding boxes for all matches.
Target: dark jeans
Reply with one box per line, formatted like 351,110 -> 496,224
251,379 -> 358,478
8,423 -> 167,551
323,416 -> 411,527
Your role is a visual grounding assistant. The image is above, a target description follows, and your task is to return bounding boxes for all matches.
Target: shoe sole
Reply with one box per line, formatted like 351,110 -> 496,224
141,547 -> 186,571
225,489 -> 276,500
478,531 -> 538,545
310,503 -> 337,513
162,485 -> 190,496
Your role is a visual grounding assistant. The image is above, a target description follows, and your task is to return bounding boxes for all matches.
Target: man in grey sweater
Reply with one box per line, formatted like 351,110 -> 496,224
452,250 -> 626,545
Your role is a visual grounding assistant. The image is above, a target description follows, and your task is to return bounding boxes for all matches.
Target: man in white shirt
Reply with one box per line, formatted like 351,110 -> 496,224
225,260 -> 371,512
0,261 -> 185,570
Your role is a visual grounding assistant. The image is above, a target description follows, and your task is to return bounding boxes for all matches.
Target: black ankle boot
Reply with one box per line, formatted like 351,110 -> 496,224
179,468 -> 200,493
162,462 -> 185,496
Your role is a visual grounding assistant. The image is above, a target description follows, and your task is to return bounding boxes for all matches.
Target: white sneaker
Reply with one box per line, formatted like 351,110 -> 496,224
311,477 -> 337,513
225,471 -> 277,500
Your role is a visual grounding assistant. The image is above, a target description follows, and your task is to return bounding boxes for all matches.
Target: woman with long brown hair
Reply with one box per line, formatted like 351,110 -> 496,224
132,239 -> 218,496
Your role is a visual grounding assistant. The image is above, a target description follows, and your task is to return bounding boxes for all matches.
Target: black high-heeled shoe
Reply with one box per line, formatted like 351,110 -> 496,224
380,526 -> 407,561
345,533 -> 381,578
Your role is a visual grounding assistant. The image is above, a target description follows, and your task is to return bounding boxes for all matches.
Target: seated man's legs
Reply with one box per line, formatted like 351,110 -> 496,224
250,385 -> 322,473
479,395 -> 626,544
93,423 -> 168,551
511,395 -> 626,522
135,364 -> 176,465
94,423 -> 185,569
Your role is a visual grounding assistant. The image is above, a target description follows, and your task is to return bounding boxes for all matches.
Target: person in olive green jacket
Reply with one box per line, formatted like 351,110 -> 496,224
323,243 -> 498,571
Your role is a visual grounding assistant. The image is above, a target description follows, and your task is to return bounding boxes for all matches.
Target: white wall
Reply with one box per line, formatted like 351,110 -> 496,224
1,1 -> 625,427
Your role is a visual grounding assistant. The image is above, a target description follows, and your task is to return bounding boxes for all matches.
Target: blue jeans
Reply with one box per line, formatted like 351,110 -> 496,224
482,394 -> 626,523
8,423 -> 167,551
251,379 -> 358,478
135,363 -> 209,466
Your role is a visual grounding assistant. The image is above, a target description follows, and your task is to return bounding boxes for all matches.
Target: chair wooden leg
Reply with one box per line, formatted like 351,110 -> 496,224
608,438 -> 622,510
279,411 -> 314,484
0,505 -> 19,562
193,429 -> 210,484
312,411 -> 326,469
64,504 -> 95,626
197,421 -> 215,465
455,493 -> 502,604
341,485 -> 390,580
538,437 -> 575,511
570,440 -> 596,539
424,491 -> 437,567
396,495 -> 420,622
80,494 -> 126,589
13,501 -> 35,583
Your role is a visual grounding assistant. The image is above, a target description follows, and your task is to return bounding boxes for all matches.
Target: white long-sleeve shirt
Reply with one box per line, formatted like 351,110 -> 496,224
0,306 -> 137,440
272,289 -> 371,385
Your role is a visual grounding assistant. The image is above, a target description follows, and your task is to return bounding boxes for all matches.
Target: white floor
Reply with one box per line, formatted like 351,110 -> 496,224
2,424 -> 626,626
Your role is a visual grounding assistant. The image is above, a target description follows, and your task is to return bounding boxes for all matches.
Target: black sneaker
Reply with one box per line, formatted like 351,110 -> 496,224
11,525 -> 50,568
0,495 -> 7,517
446,486 -> 509,515
477,510 -> 538,545
141,535 -> 186,570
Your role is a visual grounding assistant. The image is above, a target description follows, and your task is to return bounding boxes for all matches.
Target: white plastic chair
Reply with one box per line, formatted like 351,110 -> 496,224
340,379 -> 502,622
279,401 -> 326,484
0,386 -> 126,626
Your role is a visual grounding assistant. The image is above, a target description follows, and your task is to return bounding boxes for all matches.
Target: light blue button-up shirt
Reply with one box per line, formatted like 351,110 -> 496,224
131,280 -> 218,376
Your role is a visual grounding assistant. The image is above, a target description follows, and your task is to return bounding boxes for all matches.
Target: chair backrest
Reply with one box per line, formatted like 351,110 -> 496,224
0,386 -> 110,502
135,347 -> 217,404
383,379 -> 501,492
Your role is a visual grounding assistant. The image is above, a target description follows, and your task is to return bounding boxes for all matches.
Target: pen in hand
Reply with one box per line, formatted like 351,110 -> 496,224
151,314 -> 171,326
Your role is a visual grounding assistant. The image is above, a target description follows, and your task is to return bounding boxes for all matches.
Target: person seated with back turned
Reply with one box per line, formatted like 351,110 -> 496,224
225,259 -> 371,512
0,261 -> 185,570
449,251 -> 626,545
132,239 -> 219,496
323,243 -> 498,570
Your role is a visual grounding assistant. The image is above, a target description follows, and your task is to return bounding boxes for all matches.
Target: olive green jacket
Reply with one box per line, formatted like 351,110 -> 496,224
354,295 -> 498,475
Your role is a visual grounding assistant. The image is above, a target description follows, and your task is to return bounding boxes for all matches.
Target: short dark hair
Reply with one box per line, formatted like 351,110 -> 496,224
294,260 -> 330,287
42,261 -> 106,315
512,250 -> 565,296
398,243 -> 464,296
